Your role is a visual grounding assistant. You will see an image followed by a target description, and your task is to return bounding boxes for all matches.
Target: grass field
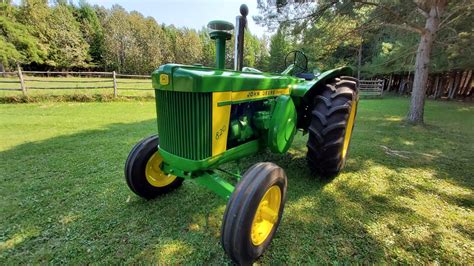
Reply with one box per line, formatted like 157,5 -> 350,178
1,97 -> 473,264
0,76 -> 154,98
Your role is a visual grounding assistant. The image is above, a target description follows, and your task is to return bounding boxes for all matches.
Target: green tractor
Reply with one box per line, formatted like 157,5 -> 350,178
125,4 -> 359,264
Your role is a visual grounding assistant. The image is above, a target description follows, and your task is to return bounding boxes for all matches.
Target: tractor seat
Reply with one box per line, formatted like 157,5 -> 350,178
296,72 -> 315,80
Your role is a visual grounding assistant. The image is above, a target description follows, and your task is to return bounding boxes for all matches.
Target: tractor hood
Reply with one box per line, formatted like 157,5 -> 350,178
152,64 -> 301,93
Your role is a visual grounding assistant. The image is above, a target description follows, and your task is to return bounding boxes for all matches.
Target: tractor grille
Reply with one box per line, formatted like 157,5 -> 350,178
155,90 -> 212,160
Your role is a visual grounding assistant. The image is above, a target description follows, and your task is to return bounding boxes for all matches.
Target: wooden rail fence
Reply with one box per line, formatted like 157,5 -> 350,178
0,66 -> 153,97
8,71 -> 447,100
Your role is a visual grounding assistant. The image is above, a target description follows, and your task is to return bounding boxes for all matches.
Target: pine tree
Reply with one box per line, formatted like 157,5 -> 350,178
268,26 -> 291,73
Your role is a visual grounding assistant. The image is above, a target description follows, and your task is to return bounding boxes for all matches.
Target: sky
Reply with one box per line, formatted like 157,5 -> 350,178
80,0 -> 267,37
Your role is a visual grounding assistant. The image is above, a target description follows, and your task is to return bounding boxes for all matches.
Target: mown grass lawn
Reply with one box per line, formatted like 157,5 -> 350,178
1,97 -> 473,264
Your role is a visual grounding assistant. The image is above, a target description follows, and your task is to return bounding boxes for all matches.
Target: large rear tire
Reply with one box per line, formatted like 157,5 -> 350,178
306,76 -> 359,178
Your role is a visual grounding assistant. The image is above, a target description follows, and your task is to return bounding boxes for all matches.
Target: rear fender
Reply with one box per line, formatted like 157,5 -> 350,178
291,67 -> 353,130
291,66 -> 353,98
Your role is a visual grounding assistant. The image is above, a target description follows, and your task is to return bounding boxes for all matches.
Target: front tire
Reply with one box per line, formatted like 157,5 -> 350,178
306,76 -> 359,178
221,163 -> 287,265
125,135 -> 183,199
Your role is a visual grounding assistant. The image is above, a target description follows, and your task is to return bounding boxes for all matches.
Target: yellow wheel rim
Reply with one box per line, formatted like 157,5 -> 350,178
342,101 -> 357,159
251,185 -> 282,246
145,152 -> 177,187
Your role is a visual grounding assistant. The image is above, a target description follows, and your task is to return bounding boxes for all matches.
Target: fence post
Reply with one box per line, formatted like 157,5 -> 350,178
380,79 -> 385,97
112,71 -> 117,97
17,64 -> 26,96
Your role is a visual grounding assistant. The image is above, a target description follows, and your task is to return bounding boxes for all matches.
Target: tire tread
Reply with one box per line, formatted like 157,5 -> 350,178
306,77 -> 358,178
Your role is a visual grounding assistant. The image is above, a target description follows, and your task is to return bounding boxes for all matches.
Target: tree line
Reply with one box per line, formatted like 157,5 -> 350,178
2,0 -> 472,78
2,0 -> 472,123
256,0 -> 472,76
0,0 -> 272,74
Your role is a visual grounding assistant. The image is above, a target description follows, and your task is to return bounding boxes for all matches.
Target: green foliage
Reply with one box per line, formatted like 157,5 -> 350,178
76,1 -> 105,66
100,6 -> 170,74
0,1 -> 268,73
101,5 -> 130,72
18,0 -> 90,68
160,25 -> 178,64
243,31 -> 270,71
299,12 -> 362,71
255,35 -> 270,71
0,3 -> 45,68
99,4 -> 219,74
354,0 -> 473,75
429,1 -> 474,72
199,28 -> 216,67
1,0 -> 471,75
46,2 -> 90,68
174,28 -> 203,65
361,30 -> 419,75
256,0 -> 473,77
126,12 -> 163,74
268,26 -> 292,73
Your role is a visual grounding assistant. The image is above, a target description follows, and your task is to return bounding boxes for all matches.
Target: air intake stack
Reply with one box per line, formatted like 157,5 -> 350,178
207,20 -> 234,69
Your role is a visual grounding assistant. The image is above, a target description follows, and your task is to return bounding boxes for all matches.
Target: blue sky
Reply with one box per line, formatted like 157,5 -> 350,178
81,0 -> 267,37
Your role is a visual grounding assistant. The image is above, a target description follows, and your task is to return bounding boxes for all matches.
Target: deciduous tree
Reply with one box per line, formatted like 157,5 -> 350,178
0,2 -> 45,70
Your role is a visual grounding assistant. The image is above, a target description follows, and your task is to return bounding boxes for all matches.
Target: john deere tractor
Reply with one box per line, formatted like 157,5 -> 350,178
125,4 -> 359,264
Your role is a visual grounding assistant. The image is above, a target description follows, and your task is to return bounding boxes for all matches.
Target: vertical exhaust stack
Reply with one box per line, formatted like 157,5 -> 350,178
234,4 -> 248,71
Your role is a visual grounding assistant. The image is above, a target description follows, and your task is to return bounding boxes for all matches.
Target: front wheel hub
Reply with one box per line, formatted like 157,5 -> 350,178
145,152 -> 177,187
251,185 -> 282,246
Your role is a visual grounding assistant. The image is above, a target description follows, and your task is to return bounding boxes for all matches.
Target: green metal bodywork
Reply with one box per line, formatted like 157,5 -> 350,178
267,95 -> 297,153
151,52 -> 352,198
155,90 -> 212,160
153,64 -> 351,97
229,116 -> 254,142
159,139 -> 260,172
194,171 -> 234,199
291,66 -> 353,97
152,64 -> 301,93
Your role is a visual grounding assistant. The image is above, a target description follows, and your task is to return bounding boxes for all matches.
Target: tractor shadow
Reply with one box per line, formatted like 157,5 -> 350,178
1,120 -> 226,263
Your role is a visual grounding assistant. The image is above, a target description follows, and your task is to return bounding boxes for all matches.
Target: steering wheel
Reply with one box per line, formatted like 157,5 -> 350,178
284,50 -> 308,75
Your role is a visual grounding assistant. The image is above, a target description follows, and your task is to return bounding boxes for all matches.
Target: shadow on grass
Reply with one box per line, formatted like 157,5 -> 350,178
1,105 -> 472,263
0,118 -> 386,263
0,120 -> 225,263
253,97 -> 473,263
